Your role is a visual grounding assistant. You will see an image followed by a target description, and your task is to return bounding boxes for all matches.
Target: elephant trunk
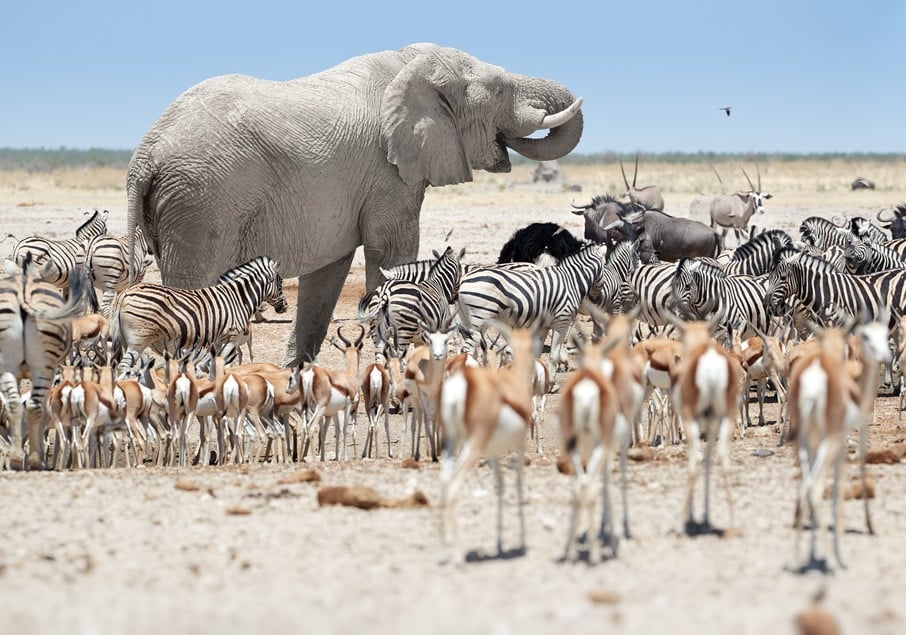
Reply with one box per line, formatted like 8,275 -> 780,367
503,76 -> 584,162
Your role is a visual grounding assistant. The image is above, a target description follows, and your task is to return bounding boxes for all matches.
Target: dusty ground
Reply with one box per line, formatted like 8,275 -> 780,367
2,160 -> 906,634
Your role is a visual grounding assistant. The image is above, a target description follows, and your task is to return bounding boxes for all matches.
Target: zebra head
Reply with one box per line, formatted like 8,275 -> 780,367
764,250 -> 800,316
842,236 -> 872,274
670,258 -> 704,320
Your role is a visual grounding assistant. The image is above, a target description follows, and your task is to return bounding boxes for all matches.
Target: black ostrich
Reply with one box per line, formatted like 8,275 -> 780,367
497,222 -> 585,266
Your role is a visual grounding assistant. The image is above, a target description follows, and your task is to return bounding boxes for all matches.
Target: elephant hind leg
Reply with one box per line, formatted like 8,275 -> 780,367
285,252 -> 356,367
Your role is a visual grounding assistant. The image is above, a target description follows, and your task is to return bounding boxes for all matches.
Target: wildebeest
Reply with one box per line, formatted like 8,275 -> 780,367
578,201 -> 719,263
620,154 -> 665,212
497,222 -> 584,266
691,164 -> 772,247
876,204 -> 906,239
852,177 -> 876,190
570,195 -> 634,247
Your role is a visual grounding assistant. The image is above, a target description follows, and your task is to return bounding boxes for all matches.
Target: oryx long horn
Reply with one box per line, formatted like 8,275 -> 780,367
740,165 -> 756,191
620,160 -> 630,190
633,153 -> 639,187
756,161 -> 762,191
710,162 -> 723,185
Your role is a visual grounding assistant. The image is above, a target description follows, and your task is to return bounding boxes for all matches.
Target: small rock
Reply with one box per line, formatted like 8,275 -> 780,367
400,458 -> 420,470
795,606 -> 840,635
276,468 -> 321,484
174,480 -> 200,492
627,447 -> 656,462
587,590 -> 620,605
226,506 -> 252,516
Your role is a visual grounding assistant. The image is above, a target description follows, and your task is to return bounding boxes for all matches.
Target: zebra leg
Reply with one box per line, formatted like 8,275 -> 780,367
284,253 -> 356,367
0,372 -> 24,469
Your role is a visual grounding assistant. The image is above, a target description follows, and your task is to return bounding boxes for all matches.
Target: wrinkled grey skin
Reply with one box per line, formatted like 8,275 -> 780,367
127,43 -> 583,364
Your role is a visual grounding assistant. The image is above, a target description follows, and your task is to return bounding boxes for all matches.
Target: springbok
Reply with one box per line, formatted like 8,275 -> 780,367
787,310 -> 890,571
438,323 -> 540,561
666,314 -> 744,535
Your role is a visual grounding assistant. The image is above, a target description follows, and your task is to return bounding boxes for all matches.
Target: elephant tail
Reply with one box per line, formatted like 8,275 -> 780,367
125,158 -> 155,285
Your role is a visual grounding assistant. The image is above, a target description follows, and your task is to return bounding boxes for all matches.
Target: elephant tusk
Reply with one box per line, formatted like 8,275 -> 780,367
538,97 -> 583,130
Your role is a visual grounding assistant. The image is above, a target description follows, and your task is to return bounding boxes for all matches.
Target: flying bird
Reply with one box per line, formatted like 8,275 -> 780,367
719,106 -> 732,117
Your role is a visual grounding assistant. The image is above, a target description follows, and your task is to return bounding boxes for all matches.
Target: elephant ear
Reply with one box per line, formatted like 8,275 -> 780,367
381,53 -> 472,187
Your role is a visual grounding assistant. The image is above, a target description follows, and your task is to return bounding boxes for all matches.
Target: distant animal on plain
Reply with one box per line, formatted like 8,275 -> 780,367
851,177 -> 875,191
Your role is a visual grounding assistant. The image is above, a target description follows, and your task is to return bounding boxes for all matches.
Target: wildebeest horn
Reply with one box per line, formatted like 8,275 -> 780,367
538,97 -> 583,130
740,166 -> 756,192
570,199 -> 592,214
602,219 -> 624,231
876,208 -> 896,223
831,214 -> 848,228
620,160 -> 630,190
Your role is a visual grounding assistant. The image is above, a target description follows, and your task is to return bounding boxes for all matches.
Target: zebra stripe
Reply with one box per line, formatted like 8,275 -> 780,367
671,258 -> 771,337
724,229 -> 793,276
457,243 -> 606,365
843,237 -> 906,274
362,247 -> 462,351
764,248 -> 906,327
11,210 -> 108,289
86,229 -> 154,316
799,216 -> 851,250
617,262 -> 677,328
110,256 -> 286,372
0,256 -> 89,468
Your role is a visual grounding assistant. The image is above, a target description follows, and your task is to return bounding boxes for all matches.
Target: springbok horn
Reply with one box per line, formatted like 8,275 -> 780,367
876,208 -> 896,223
538,97 -> 583,130
740,165 -> 756,191
330,336 -> 346,352
620,160 -> 630,190
337,325 -> 353,347
662,309 -> 686,331
633,153 -> 639,188
354,324 -> 366,347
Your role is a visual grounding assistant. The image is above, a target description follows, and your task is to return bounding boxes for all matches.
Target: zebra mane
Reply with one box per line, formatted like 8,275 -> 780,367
75,209 -> 108,240
605,240 -> 637,266
799,216 -> 846,247
774,246 -> 839,275
218,256 -> 276,283
731,229 -> 792,261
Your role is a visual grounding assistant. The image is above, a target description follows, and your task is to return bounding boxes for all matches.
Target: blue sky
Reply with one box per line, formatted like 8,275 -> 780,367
2,0 -> 903,153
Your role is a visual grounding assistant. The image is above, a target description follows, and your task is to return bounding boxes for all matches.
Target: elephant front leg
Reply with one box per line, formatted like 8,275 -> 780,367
285,252 -> 356,366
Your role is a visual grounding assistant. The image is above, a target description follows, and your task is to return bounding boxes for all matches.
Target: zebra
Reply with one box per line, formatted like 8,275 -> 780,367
723,229 -> 793,276
109,256 -> 287,374
617,261 -> 678,332
670,258 -> 771,338
798,216 -> 851,250
764,248 -> 906,329
0,255 -> 90,470
843,237 -> 906,274
86,228 -> 154,316
359,246 -> 462,353
457,243 -> 606,368
10,210 -> 109,289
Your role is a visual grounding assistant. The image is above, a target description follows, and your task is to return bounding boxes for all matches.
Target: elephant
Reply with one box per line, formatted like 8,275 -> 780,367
126,43 -> 584,365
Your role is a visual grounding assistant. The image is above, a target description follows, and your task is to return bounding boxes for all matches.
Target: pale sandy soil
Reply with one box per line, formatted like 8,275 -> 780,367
1,161 -> 906,634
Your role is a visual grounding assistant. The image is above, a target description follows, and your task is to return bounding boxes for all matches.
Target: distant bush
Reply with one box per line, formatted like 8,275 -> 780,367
0,147 -> 133,171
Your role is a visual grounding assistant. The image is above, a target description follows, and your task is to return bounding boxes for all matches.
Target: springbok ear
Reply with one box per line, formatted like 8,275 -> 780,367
381,52 -> 472,187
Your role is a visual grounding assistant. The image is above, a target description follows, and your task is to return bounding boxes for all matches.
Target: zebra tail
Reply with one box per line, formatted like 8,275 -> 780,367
24,264 -> 91,321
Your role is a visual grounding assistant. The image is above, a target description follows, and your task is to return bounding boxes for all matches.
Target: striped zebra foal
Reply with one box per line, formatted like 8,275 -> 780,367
86,228 -> 154,316
360,246 -> 463,353
10,210 -> 108,289
457,243 -> 606,369
0,256 -> 90,470
110,256 -> 288,374
670,258 -> 772,338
